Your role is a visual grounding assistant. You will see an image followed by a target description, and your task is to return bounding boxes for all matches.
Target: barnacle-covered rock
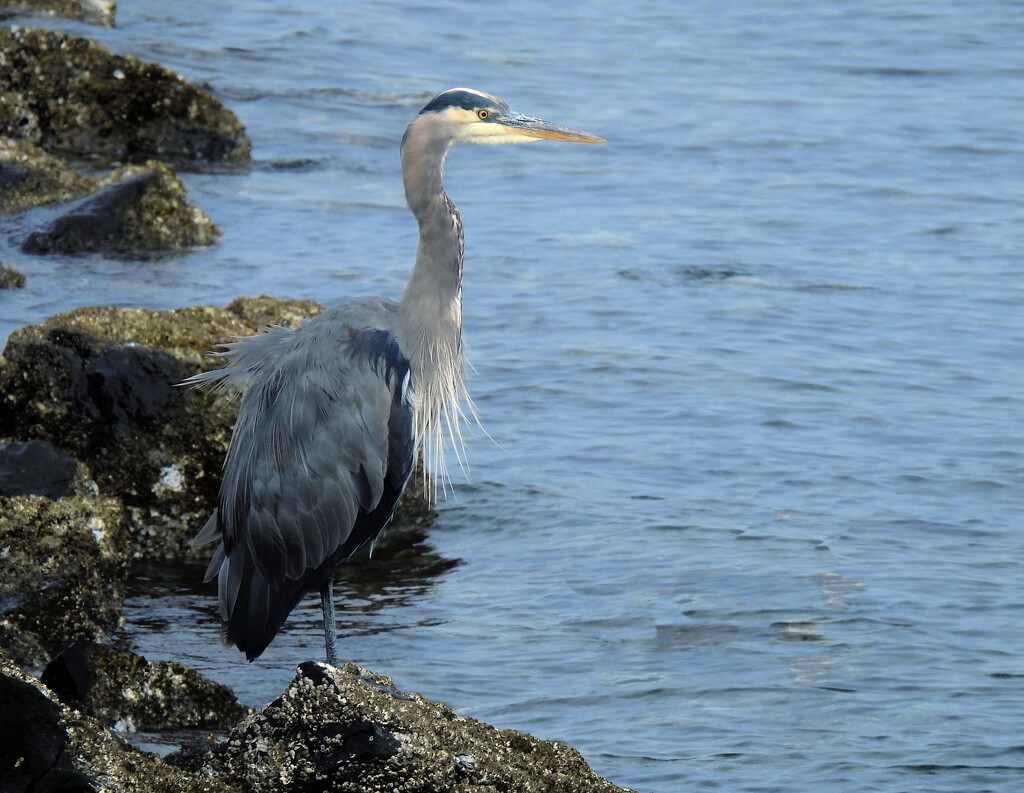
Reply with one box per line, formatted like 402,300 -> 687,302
170,662 -> 635,793
21,160 -> 220,255
0,493 -> 128,666
0,0 -> 116,26
0,298 -> 434,561
0,649 -> 242,793
0,137 -> 93,214
0,26 -> 250,165
0,298 -> 323,560
0,261 -> 26,288
42,643 -> 251,732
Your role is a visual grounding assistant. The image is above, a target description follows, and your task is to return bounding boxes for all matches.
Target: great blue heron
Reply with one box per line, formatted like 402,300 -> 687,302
189,88 -> 603,664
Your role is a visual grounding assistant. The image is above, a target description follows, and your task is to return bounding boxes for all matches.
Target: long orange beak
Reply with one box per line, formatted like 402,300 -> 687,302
501,113 -> 606,143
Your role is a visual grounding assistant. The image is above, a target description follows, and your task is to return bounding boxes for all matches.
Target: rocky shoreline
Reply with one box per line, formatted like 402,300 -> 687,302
0,3 -> 633,791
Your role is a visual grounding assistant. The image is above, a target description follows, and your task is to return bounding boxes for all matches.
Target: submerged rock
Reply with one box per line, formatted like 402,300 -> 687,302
0,0 -> 116,26
42,642 -> 251,732
21,161 -> 220,255
0,298 -> 432,560
0,27 -> 250,165
0,261 -> 26,288
170,662 -> 635,793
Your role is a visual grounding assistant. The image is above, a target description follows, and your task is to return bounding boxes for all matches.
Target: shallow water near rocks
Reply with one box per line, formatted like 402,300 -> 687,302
4,2 -> 1024,791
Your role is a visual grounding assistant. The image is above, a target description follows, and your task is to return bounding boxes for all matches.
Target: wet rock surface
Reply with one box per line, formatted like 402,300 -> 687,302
0,0 -> 116,27
170,662 -> 635,793
20,160 -> 220,255
0,438 -> 79,497
42,642 -> 251,732
0,27 -> 250,165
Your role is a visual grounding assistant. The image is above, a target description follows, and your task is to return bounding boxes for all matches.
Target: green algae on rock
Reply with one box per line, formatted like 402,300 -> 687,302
42,642 -> 252,732
0,26 -> 250,165
169,662 -> 636,793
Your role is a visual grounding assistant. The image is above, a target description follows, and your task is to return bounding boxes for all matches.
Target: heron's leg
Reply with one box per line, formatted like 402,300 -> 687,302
320,576 -> 340,667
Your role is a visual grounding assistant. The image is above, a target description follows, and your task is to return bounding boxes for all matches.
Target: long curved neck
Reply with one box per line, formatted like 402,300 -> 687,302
397,120 -> 470,489
399,131 -> 464,332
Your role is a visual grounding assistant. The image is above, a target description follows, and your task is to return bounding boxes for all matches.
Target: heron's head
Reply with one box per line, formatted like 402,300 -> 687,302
403,88 -> 605,150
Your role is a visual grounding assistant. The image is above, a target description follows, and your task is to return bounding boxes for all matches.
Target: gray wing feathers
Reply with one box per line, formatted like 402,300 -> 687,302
192,314 -> 414,659
183,324 -> 299,394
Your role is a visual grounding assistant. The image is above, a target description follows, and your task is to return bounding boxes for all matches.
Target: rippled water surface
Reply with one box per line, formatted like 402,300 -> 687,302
4,2 -> 1024,791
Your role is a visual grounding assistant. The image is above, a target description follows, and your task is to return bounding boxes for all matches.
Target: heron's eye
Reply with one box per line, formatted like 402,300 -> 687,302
477,109 -> 490,120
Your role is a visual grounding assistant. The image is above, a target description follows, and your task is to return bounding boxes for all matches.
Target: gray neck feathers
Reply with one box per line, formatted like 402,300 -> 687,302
397,116 -> 473,492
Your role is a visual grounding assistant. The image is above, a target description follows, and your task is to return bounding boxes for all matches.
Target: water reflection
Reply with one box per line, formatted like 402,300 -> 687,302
121,522 -> 459,666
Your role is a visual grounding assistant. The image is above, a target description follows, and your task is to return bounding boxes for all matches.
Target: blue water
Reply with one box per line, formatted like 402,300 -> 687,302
4,2 -> 1024,791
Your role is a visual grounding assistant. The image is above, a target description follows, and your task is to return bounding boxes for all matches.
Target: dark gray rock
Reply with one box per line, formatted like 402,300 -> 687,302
1,650 -> 242,793
0,670 -> 95,793
20,161 -> 220,255
42,643 -> 252,732
169,662 -> 635,793
0,27 -> 250,165
0,438 -> 78,498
